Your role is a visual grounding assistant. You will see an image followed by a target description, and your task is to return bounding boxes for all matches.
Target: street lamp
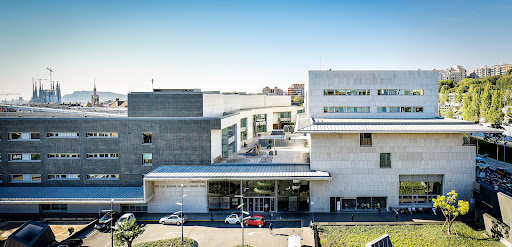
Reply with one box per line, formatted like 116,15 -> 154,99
111,199 -> 114,247
176,184 -> 186,243
236,195 -> 250,247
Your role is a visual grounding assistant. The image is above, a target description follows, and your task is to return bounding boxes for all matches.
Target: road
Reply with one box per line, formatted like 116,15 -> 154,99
82,220 -> 304,247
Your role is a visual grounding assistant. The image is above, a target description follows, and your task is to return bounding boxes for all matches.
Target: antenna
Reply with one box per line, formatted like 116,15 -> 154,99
152,79 -> 154,90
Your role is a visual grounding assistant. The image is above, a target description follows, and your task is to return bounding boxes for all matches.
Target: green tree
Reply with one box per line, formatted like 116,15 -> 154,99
454,90 -> 463,105
469,87 -> 481,122
113,220 -> 146,247
446,108 -> 454,118
507,68 -> 512,75
487,90 -> 504,125
507,107 -> 512,118
432,190 -> 469,235
462,87 -> 473,121
480,82 -> 492,120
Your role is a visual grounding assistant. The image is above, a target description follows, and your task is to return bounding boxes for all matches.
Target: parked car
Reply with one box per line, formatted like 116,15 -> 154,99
244,215 -> 266,228
94,211 -> 120,231
476,157 -> 489,169
113,213 -> 136,230
225,212 -> 242,224
159,212 -> 188,225
58,239 -> 83,247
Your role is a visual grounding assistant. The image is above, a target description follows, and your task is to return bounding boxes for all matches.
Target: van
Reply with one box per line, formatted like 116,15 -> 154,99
476,157 -> 489,169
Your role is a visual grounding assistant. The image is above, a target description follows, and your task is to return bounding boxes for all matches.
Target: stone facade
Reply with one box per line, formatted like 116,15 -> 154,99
308,133 -> 475,212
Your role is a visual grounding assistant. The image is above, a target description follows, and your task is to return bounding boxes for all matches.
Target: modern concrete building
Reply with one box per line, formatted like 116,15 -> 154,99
0,89 -> 305,214
0,70 -> 500,215
438,65 -> 467,82
297,70 -> 499,212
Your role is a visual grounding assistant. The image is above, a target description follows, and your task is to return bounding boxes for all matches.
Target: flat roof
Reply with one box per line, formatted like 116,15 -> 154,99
144,164 -> 331,181
295,117 -> 502,134
0,187 -> 143,204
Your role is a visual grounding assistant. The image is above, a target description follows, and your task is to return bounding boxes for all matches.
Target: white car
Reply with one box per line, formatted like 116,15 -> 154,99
160,212 -> 187,225
476,157 -> 489,169
225,213 -> 242,224
113,213 -> 136,230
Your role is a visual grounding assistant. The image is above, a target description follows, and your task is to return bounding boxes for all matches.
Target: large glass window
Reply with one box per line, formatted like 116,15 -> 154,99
380,153 -> 391,168
399,175 -> 443,204
142,153 -> 153,165
243,180 -> 275,197
222,124 -> 237,158
378,89 -> 424,95
253,114 -> 267,135
143,133 -> 152,144
360,133 -> 372,146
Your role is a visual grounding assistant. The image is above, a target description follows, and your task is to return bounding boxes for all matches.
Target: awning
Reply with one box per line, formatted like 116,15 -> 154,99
295,116 -> 502,134
0,187 -> 143,204
144,164 -> 331,181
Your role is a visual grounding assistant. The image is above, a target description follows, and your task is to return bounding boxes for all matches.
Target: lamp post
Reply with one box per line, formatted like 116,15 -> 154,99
176,184 -> 186,243
111,199 -> 114,247
235,194 -> 249,247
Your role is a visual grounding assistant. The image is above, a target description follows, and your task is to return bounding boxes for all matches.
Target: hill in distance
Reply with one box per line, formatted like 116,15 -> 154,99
62,91 -> 127,103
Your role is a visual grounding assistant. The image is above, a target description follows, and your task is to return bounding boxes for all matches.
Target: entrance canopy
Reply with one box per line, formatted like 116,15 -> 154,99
144,164 -> 331,181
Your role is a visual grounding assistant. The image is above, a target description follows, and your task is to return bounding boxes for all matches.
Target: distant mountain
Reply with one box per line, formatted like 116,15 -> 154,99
62,91 -> 127,103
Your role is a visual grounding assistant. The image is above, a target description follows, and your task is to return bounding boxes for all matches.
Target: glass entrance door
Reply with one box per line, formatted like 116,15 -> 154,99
244,198 -> 275,212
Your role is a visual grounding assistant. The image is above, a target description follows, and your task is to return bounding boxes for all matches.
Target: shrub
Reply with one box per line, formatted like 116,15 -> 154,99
134,237 -> 195,247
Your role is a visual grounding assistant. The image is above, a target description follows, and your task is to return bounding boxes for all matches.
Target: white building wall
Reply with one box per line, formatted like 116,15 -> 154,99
148,181 -> 208,213
203,94 -> 224,117
203,94 -> 292,118
307,70 -> 438,119
309,133 -> 475,212
211,130 -> 222,163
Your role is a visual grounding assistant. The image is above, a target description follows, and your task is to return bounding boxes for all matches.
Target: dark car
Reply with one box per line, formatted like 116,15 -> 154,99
58,239 -> 83,247
244,215 -> 266,228
94,211 -> 120,231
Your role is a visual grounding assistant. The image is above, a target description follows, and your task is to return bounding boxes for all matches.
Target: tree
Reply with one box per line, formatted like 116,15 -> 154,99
480,82 -> 492,120
488,90 -> 504,125
113,220 -> 146,247
292,95 -> 304,105
446,108 -> 454,118
462,87 -> 473,121
432,190 -> 469,235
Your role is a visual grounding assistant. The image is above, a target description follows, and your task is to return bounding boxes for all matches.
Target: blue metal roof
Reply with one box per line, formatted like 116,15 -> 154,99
0,187 -> 143,201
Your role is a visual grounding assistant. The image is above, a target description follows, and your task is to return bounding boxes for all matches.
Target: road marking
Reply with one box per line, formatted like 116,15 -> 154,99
248,232 -> 263,235
165,232 -> 180,235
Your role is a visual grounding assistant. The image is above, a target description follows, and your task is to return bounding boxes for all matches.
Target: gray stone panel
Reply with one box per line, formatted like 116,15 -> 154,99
128,93 -> 204,117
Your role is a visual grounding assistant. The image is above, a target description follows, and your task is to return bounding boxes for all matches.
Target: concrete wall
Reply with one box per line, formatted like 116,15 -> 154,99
67,203 -> 121,214
309,133 -> 475,212
0,204 -> 39,213
128,92 -> 204,117
0,118 -> 218,187
306,70 -> 438,119
147,181 -> 208,213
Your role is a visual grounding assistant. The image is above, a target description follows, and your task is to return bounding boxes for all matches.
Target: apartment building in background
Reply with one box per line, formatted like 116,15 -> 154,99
288,84 -> 305,100
262,86 -> 285,95
438,65 -> 467,82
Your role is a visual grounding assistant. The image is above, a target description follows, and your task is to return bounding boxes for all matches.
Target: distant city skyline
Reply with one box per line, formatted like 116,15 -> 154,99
1,0 -> 511,100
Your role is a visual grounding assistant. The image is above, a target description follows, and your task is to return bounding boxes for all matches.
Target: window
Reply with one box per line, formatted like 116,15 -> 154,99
40,204 -> 67,212
8,132 -> 40,140
9,174 -> 41,183
323,90 -> 335,95
380,153 -> 391,168
377,106 -> 423,113
8,153 -> 40,161
399,175 -> 443,204
47,153 -> 80,159
142,153 -> 153,165
48,174 -> 80,180
87,174 -> 119,180
324,107 -> 370,113
143,133 -> 152,144
328,89 -> 370,96
121,204 -> 148,212
360,133 -> 372,146
86,153 -> 118,159
47,132 -> 79,138
240,118 -> 247,128
378,89 -> 423,96
86,132 -> 118,138
278,112 -> 291,119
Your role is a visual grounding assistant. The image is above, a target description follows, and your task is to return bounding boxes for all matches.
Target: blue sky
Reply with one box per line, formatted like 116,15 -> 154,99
1,0 -> 511,99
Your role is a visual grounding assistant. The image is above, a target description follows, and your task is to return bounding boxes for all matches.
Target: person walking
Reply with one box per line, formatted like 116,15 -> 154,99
211,211 -> 214,221
351,214 -> 354,222
269,223 -> 274,235
395,211 -> 399,221
378,207 -> 381,216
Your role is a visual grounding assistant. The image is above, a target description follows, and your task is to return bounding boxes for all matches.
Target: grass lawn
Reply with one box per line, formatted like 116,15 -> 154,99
318,222 -> 502,247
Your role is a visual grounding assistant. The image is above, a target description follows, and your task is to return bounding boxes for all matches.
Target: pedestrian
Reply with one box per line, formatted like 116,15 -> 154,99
395,212 -> 399,221
378,207 -> 381,216
269,223 -> 274,234
211,211 -> 213,221
351,214 -> 354,222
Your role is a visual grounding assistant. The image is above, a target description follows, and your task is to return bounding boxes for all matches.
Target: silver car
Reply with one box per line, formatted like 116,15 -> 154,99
159,213 -> 188,225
